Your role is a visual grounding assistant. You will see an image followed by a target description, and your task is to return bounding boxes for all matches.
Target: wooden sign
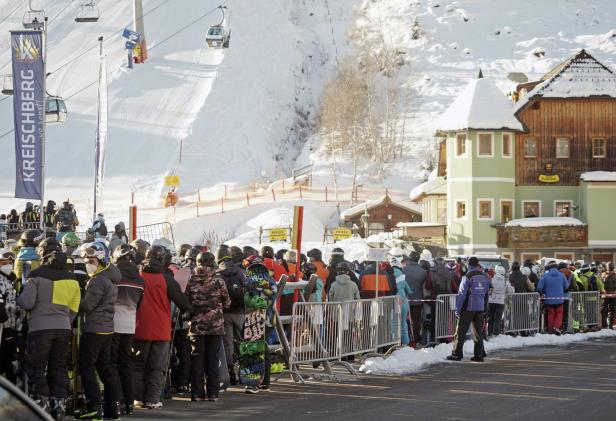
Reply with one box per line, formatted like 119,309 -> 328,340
269,228 -> 288,242
538,174 -> 560,183
332,227 -> 352,241
497,225 -> 587,249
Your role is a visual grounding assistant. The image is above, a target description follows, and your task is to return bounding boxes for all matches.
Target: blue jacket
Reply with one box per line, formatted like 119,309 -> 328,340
455,267 -> 490,313
537,268 -> 568,305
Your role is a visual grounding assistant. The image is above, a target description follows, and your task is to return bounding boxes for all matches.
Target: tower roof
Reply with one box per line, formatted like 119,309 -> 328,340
515,49 -> 616,113
436,73 -> 524,132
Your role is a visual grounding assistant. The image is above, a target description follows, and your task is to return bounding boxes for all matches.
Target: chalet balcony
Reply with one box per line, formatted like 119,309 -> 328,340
495,217 -> 588,249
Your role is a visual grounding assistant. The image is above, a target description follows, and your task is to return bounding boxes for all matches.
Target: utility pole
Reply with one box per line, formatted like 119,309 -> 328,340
133,0 -> 147,63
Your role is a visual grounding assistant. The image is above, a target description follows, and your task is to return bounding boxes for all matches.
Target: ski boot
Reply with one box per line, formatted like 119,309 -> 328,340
102,401 -> 121,421
33,395 -> 51,413
74,402 -> 102,420
50,397 -> 66,420
122,402 -> 133,415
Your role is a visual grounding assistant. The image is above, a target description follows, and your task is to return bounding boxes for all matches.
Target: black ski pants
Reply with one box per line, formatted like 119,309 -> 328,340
110,333 -> 135,405
1,327 -> 17,383
451,311 -> 485,359
132,340 -> 169,404
172,329 -> 191,389
79,333 -> 120,406
27,329 -> 71,398
488,303 -> 505,336
190,335 -> 222,398
409,305 -> 422,344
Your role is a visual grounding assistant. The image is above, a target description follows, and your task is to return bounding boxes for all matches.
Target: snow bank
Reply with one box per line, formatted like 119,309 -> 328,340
580,171 -> 616,182
360,329 -> 616,375
503,217 -> 585,228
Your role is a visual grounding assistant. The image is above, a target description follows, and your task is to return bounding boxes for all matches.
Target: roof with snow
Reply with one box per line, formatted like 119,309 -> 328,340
503,217 -> 586,228
515,50 -> 616,113
340,196 -> 422,221
409,177 -> 447,201
436,71 -> 525,132
580,171 -> 616,182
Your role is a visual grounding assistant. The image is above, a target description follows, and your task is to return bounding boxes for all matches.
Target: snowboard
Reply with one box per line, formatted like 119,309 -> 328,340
218,336 -> 230,390
239,263 -> 285,388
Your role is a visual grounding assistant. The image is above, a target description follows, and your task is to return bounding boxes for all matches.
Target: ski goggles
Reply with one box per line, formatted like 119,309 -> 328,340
0,251 -> 15,261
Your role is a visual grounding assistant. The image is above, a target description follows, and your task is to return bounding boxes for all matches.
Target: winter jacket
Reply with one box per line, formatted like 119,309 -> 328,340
0,273 -> 21,330
80,264 -> 121,333
55,208 -> 79,232
425,262 -> 453,298
217,261 -> 246,314
113,259 -> 145,334
328,274 -> 360,302
456,267 -> 490,313
489,270 -> 514,305
359,263 -> 397,298
262,257 -> 287,282
16,256 -> 80,332
537,268 -> 569,305
604,272 -> 616,293
403,261 -> 427,304
509,269 -> 534,293
186,266 -> 230,336
312,260 -> 329,289
308,275 -> 324,303
136,258 -> 189,341
14,247 -> 40,280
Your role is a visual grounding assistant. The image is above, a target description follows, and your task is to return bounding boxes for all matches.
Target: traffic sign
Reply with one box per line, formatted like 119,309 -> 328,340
164,175 -> 180,187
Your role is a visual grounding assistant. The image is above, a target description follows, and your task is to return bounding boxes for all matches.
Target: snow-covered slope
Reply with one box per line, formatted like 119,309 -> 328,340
0,0 -> 356,225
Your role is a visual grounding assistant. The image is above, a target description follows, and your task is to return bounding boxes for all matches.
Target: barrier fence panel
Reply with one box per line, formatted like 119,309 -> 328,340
434,294 -> 458,341
289,297 -> 401,380
569,291 -> 600,331
503,292 -> 540,334
135,222 -> 175,246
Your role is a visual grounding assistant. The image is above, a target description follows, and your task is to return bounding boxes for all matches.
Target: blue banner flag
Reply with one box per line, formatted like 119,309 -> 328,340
10,31 -> 44,200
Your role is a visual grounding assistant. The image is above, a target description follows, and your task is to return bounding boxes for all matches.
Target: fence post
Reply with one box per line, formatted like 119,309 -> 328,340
272,188 -> 276,202
221,196 -> 224,213
325,186 -> 328,202
299,185 -> 303,200
282,179 -> 285,194
253,182 -> 256,193
224,184 -> 227,199
197,188 -> 201,203
196,190 -> 200,217
259,226 -> 263,244
323,225 -> 327,245
246,192 -> 250,207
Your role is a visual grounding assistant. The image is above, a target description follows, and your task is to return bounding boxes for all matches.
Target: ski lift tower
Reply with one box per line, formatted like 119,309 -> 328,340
133,0 -> 147,63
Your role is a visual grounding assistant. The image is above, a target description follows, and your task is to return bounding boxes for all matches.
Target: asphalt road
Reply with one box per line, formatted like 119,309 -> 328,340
130,336 -> 616,421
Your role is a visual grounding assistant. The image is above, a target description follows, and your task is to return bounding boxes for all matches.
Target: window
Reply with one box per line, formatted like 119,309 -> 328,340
502,133 -> 512,157
478,133 -> 493,157
456,201 -> 467,219
592,138 -> 606,158
554,201 -> 573,217
456,134 -> 466,156
500,200 -> 513,223
437,198 -> 447,224
523,201 -> 541,218
477,199 -> 493,220
524,138 -> 537,157
556,137 -> 570,158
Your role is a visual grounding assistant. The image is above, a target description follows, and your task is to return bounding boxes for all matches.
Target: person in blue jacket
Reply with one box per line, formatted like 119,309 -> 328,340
391,258 -> 412,345
447,257 -> 490,362
537,261 -> 569,334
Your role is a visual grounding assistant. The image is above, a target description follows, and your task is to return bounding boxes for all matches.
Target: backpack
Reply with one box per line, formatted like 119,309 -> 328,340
587,273 -> 599,292
97,222 -> 108,236
225,274 -> 245,309
432,264 -> 452,295
604,273 -> 616,292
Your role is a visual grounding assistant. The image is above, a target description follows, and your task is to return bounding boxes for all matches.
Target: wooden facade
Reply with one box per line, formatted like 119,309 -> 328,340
343,196 -> 422,237
515,98 -> 616,186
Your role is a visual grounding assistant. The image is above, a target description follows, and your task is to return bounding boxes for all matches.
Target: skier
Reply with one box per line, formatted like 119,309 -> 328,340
108,222 -> 128,254
403,251 -> 427,347
260,246 -> 286,281
217,252 -> 246,385
359,260 -> 397,299
134,245 -> 188,409
537,261 -> 569,335
328,261 -> 360,302
54,201 -> 79,234
302,262 -> 324,303
16,238 -> 81,420
43,200 -> 57,228
325,247 -> 345,293
0,249 -> 21,384
487,265 -> 514,336
19,202 -> 39,229
601,262 -> 616,329
14,229 -> 43,281
90,213 -> 108,240
186,252 -> 230,401
77,242 -> 122,420
447,257 -> 490,362
509,262 -> 534,293
129,239 -> 149,266
110,244 -> 145,415
425,257 -> 453,340
306,248 -> 329,288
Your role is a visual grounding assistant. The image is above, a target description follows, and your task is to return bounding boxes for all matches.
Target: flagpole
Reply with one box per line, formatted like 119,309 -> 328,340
40,17 -> 48,232
93,36 -> 104,224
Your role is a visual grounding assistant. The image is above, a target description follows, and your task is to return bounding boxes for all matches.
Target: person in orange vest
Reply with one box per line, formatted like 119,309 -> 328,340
307,248 -> 329,286
359,260 -> 397,299
260,246 -> 286,282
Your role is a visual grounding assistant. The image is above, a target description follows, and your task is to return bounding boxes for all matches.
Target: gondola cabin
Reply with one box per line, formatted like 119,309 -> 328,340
75,2 -> 99,23
206,25 -> 230,49
46,97 -> 67,124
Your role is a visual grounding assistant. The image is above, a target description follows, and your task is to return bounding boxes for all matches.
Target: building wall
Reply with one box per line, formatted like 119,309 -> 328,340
514,186 -> 580,218
581,181 -> 616,247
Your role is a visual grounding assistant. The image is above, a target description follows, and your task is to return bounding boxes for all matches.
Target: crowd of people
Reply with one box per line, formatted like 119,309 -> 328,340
1,217 -> 615,420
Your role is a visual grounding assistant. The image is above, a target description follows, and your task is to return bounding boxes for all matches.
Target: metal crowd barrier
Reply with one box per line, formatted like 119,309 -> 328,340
289,296 -> 400,382
568,291 -> 600,331
503,292 -> 540,334
434,294 -> 458,341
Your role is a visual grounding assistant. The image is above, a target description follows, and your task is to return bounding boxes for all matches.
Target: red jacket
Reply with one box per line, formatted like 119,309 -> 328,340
263,257 -> 286,282
135,272 -> 171,341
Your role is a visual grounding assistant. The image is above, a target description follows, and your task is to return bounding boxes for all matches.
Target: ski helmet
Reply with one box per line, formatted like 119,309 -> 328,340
18,229 -> 44,248
61,232 -> 81,249
331,247 -> 344,257
81,242 -> 110,265
146,244 -> 167,264
130,239 -> 150,257
336,261 -> 353,276
36,237 -> 62,259
113,243 -> 136,263
230,246 -> 244,264
307,248 -> 322,261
